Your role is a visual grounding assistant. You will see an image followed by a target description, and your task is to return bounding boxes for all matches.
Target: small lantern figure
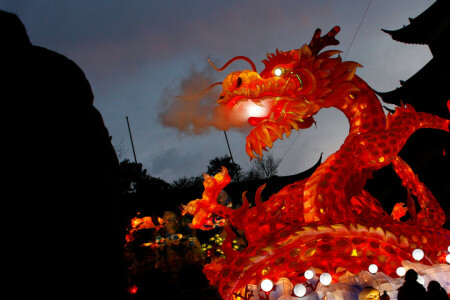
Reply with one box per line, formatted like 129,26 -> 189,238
412,249 -> 424,261
304,270 -> 314,280
261,279 -> 274,292
368,264 -> 378,274
294,284 -> 307,297
320,273 -> 332,286
396,267 -> 406,277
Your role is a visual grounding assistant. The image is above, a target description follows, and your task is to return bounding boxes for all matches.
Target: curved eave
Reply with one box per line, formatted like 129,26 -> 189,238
381,28 -> 428,45
376,88 -> 403,106
381,0 -> 450,45
225,153 -> 323,202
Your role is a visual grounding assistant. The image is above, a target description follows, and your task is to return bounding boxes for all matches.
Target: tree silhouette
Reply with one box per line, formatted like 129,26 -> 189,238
118,159 -> 172,216
206,155 -> 243,182
246,153 -> 281,179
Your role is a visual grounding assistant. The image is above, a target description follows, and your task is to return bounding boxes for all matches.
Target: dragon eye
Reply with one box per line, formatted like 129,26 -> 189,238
274,67 -> 283,77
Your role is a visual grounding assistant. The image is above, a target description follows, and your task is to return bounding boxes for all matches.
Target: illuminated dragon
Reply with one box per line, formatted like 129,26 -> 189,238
182,27 -> 450,299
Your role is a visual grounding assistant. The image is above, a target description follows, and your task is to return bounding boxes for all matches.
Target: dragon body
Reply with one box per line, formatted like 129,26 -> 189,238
182,27 -> 450,299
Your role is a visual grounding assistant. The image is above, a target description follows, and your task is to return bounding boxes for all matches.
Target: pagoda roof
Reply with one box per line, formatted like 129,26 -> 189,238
381,0 -> 450,45
376,55 -> 450,118
224,153 -> 322,203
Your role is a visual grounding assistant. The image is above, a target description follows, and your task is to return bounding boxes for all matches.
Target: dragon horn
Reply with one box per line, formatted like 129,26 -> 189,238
308,26 -> 340,56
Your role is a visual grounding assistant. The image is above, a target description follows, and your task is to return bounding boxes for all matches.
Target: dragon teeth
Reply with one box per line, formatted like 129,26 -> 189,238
252,99 -> 264,107
261,83 -> 266,93
256,85 -> 261,97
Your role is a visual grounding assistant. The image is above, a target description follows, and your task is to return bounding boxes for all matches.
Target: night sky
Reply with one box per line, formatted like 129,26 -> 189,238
1,0 -> 435,182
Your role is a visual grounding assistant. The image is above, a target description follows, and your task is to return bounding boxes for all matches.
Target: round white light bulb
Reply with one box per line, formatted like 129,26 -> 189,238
274,68 -> 283,77
396,267 -> 406,277
260,279 -> 273,292
448,245 -> 450,252
304,270 -> 314,280
368,264 -> 378,274
319,273 -> 332,286
417,275 -> 425,285
446,254 -> 450,264
293,284 -> 307,297
412,249 -> 424,261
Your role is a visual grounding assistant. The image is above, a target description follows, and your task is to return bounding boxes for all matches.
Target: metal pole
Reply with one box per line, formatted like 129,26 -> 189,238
126,116 -> 138,163
223,131 -> 235,164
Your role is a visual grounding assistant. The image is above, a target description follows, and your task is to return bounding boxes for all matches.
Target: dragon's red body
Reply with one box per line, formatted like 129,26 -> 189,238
183,27 -> 450,299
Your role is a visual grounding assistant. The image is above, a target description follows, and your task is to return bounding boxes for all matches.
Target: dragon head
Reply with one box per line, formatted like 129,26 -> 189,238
208,26 -> 361,159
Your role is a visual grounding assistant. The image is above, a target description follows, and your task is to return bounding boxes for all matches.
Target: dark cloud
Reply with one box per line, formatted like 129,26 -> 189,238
150,147 -> 201,181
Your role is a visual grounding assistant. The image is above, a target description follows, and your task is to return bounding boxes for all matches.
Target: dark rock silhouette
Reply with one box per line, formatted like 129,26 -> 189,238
2,10 -> 127,299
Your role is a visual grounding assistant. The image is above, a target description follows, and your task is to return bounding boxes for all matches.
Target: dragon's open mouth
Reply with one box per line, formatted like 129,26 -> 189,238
217,75 -> 315,159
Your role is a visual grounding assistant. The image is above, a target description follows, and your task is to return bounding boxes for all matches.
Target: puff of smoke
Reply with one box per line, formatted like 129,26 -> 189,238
158,65 -> 250,135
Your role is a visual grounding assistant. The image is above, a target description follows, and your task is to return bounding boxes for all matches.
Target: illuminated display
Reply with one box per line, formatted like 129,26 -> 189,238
182,26 -> 450,299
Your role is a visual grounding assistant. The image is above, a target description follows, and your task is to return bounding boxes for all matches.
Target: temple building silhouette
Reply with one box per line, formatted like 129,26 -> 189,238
376,0 -> 450,224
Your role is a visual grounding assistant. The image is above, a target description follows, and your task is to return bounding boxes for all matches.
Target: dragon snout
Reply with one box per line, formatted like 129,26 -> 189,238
236,77 -> 243,88
222,70 -> 261,93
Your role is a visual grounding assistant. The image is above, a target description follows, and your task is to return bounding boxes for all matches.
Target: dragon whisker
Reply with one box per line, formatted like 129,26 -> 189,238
209,56 -> 257,72
176,81 -> 223,100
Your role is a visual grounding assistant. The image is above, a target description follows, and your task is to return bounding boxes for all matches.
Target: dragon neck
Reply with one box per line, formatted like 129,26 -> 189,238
331,76 -> 386,136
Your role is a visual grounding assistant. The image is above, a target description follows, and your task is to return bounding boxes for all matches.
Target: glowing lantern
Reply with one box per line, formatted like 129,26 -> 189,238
368,264 -> 378,274
412,249 -> 424,261
446,254 -> 450,264
304,270 -> 314,280
260,279 -> 273,292
320,273 -> 332,286
448,246 -> 450,252
293,284 -> 307,297
396,267 -> 406,277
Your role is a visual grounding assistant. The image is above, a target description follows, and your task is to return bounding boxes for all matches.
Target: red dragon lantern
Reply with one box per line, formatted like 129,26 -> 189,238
182,27 -> 450,299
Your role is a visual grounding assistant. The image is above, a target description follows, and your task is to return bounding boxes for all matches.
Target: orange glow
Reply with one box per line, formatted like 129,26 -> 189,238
182,26 -> 450,299
128,285 -> 138,294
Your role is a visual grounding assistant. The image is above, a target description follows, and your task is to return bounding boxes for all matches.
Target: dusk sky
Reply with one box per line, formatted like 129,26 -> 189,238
1,0 -> 435,182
